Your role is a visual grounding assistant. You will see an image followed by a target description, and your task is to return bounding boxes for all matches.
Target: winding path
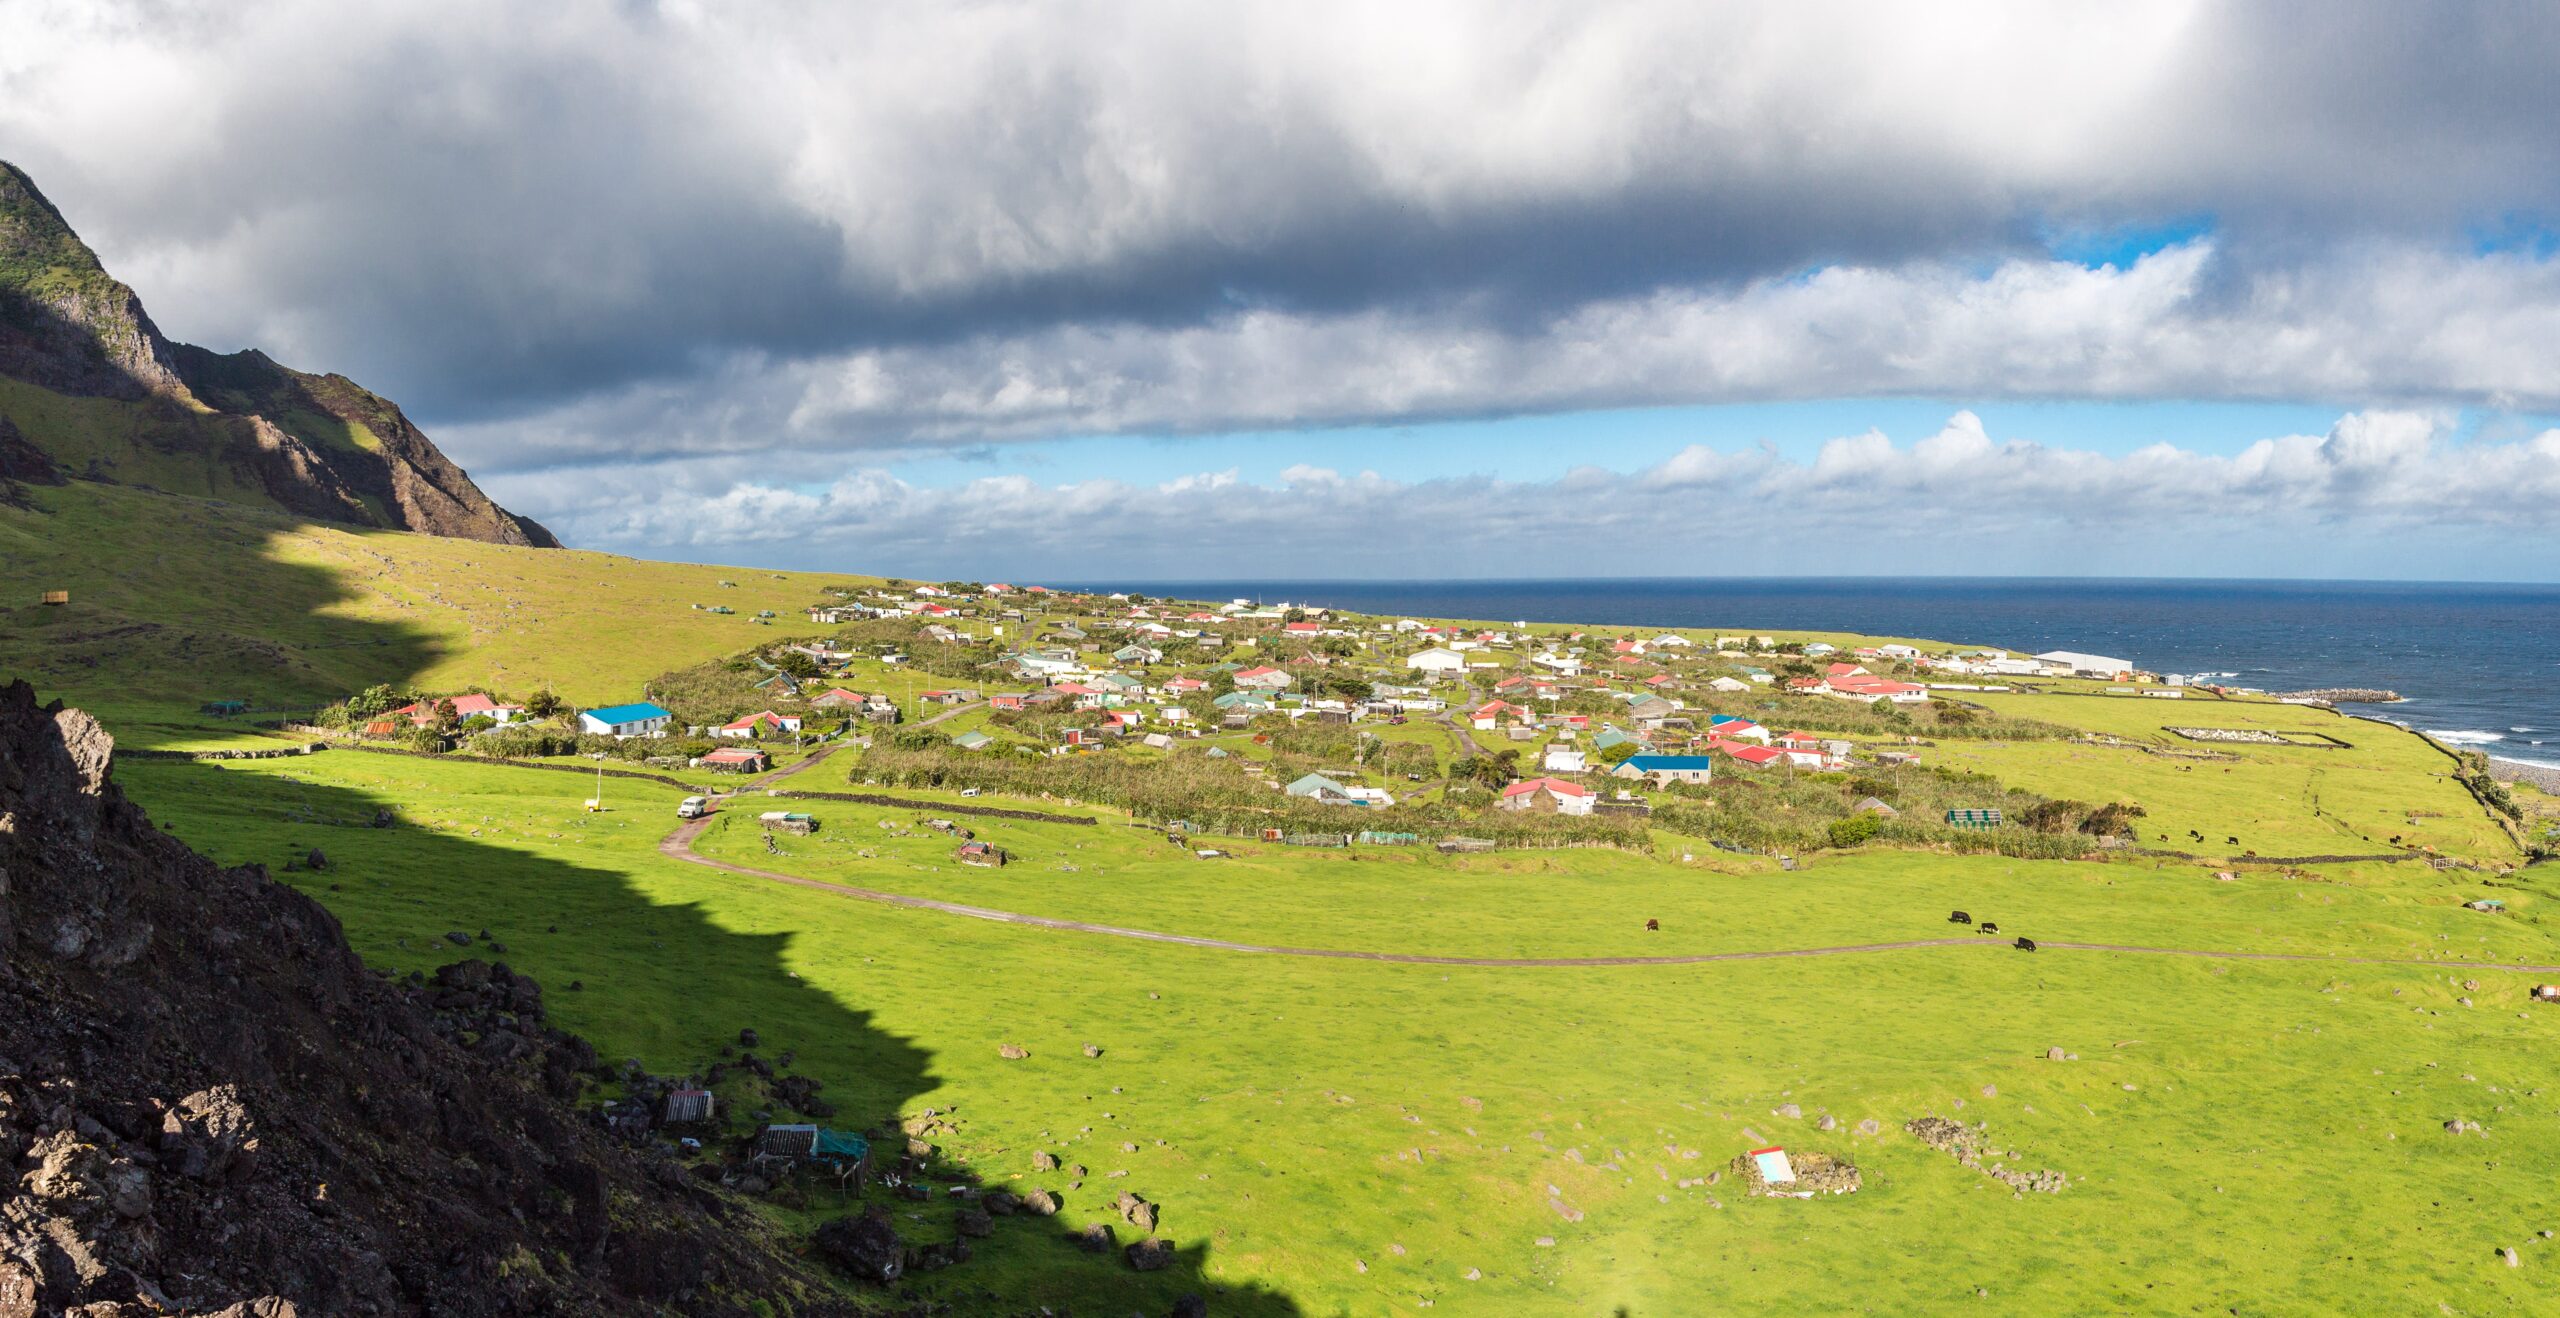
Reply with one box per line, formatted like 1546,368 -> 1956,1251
660,770 -> 2560,974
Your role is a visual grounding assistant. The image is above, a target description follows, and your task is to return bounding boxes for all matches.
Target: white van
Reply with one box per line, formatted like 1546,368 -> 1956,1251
677,796 -> 709,819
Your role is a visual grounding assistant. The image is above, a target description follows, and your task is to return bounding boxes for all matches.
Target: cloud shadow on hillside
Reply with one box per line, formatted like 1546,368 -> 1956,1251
124,751 -> 1303,1314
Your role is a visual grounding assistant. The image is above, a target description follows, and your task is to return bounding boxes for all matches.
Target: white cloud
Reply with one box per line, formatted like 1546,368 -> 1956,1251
493,410 -> 2560,580
437,242 -> 2560,474
8,1 -> 2560,437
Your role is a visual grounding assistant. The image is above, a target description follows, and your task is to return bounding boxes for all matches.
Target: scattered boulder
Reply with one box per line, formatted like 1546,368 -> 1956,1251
1117,1190 -> 1159,1233
1033,1150 -> 1059,1171
1021,1188 -> 1060,1216
815,1208 -> 905,1282
1816,1115 -> 1838,1132
443,931 -> 472,946
1172,1294 -> 1208,1318
998,1043 -> 1030,1060
1855,1119 -> 1881,1137
2047,1047 -> 2066,1061
1071,1222 -> 1115,1254
1906,1116 -> 2067,1194
955,1205 -> 993,1239
739,1028 -> 760,1048
1774,1103 -> 1802,1119
304,848 -> 327,870
1084,1043 -> 1103,1058
1127,1238 -> 1176,1271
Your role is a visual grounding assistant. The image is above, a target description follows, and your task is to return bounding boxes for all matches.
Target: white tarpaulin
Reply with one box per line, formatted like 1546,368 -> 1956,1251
1751,1147 -> 1796,1184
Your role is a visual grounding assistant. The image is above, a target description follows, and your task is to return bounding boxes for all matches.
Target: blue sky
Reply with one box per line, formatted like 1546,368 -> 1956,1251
13,2 -> 2560,580
880,398 -> 2370,489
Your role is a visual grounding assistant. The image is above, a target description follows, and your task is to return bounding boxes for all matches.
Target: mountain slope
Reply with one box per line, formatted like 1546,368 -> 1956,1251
0,162 -> 556,547
0,680 -> 855,1315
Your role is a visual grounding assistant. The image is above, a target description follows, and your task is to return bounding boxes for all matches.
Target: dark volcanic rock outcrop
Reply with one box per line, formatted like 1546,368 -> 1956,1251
0,680 -> 844,1316
0,162 -> 556,548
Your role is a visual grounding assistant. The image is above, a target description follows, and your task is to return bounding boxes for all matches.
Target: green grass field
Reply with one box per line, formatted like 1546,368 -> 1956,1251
0,481 -> 880,743
20,488 -> 2559,1313
118,745 -> 2560,1316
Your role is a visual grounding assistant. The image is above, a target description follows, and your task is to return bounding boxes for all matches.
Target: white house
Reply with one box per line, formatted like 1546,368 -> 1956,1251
713,710 -> 804,738
2034,650 -> 2134,678
579,702 -> 674,738
1542,745 -> 1588,774
1497,778 -> 1595,815
1406,647 -> 1468,674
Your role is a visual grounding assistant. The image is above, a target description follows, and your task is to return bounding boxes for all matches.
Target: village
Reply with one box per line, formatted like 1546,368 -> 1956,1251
289,578 -> 2217,863
142,575 -> 2560,1310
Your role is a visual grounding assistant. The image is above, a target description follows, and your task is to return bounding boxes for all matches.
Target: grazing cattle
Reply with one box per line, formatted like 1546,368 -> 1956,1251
1645,918 -> 1659,931
2226,836 -> 2238,845
2014,937 -> 2037,952
1979,922 -> 2000,936
1948,910 -> 1972,925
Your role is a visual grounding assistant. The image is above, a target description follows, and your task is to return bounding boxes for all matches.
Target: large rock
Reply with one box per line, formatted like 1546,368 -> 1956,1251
159,1085 -> 259,1182
1117,1189 -> 1159,1233
814,1209 -> 905,1283
1127,1238 -> 1176,1271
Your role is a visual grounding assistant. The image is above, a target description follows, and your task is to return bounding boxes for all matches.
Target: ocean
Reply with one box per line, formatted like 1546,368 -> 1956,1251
1071,577 -> 2560,769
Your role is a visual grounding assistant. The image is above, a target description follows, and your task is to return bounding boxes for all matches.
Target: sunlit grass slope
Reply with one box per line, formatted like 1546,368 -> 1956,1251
125,749 -> 2560,1316
0,480 -> 879,738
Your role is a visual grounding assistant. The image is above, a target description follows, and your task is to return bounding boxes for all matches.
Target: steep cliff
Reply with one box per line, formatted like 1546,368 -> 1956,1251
0,163 -> 557,548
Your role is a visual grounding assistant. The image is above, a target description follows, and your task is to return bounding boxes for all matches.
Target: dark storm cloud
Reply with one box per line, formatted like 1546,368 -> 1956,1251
6,1 -> 2560,448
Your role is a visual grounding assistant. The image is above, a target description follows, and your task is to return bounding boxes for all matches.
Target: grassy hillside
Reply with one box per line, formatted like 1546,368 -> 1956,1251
0,480 -> 878,741
17,470 -> 2553,1312
127,747 -> 2560,1315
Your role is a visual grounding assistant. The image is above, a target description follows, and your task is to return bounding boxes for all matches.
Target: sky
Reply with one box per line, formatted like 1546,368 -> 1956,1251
5,0 -> 2560,581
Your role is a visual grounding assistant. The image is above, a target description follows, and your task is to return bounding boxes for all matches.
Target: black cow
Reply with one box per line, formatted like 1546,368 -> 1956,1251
1979,922 -> 2000,936
1948,910 -> 1973,925
2014,937 -> 2038,952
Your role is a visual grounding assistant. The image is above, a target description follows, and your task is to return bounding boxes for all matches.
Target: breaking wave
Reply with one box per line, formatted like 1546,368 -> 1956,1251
2429,729 -> 2506,746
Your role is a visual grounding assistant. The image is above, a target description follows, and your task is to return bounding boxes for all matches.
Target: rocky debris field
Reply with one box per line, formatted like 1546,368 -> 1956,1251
1906,1116 -> 2068,1195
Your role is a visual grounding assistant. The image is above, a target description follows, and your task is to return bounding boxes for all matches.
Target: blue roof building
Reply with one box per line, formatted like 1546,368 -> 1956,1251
1612,754 -> 1716,785
579,702 -> 676,737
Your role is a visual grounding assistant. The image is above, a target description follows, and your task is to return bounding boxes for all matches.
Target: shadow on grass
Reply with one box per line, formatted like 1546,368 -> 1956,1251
0,481 -> 457,717
120,753 -> 1304,1315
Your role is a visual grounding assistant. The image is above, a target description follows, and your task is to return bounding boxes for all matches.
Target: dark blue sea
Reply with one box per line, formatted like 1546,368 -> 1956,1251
1072,578 -> 2560,768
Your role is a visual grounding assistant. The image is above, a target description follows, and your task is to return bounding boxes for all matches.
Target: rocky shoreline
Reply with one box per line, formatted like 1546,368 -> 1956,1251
2488,757 -> 2560,795
2269,688 -> 2403,704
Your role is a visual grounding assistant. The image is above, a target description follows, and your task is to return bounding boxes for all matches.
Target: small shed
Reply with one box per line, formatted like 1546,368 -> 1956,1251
663,1087 -> 715,1124
759,811 -> 817,836
758,1123 -> 818,1158
39,590 -> 69,606
956,841 -> 1007,867
1852,796 -> 1899,818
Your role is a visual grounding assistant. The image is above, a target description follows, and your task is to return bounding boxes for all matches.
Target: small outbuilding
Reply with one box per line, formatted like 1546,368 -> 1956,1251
662,1087 -> 715,1124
